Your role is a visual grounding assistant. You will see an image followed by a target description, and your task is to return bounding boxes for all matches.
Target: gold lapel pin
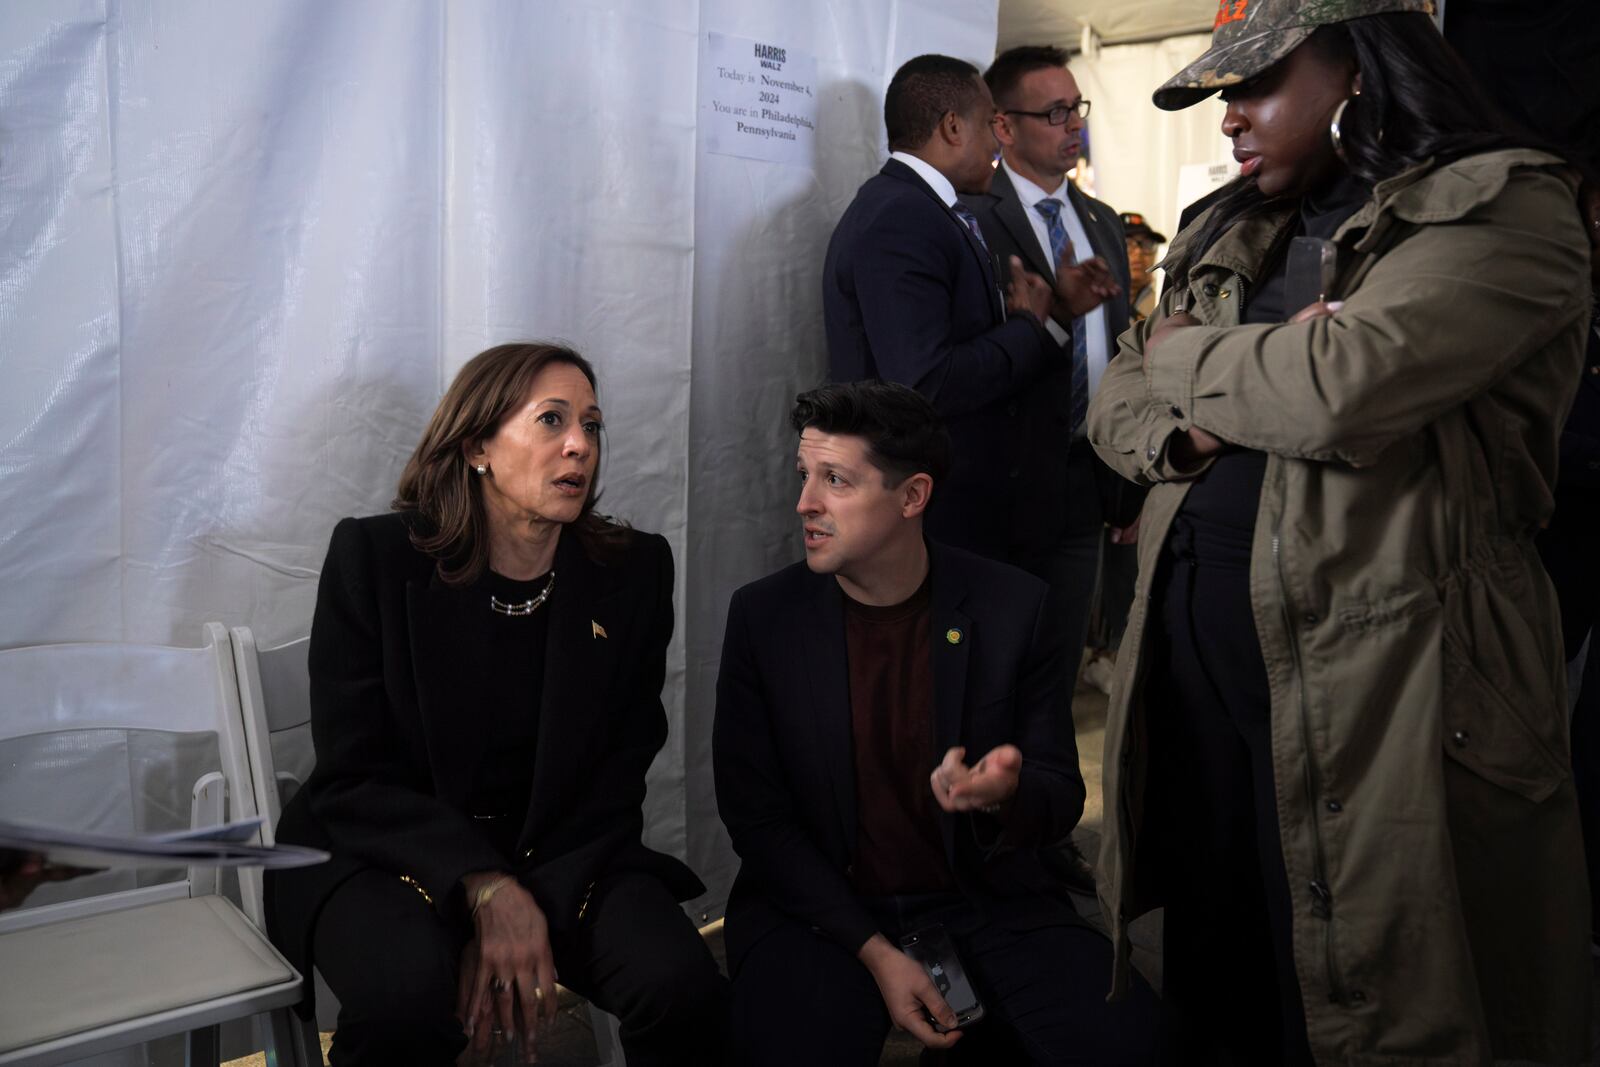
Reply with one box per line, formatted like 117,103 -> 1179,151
945,627 -> 963,645
592,620 -> 608,640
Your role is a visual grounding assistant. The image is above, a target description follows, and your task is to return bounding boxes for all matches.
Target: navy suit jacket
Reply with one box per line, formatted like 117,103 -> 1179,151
822,158 -> 1061,557
960,166 -> 1145,546
712,541 -> 1087,974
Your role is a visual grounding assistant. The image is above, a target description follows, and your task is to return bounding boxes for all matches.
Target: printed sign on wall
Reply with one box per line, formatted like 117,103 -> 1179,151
701,32 -> 817,166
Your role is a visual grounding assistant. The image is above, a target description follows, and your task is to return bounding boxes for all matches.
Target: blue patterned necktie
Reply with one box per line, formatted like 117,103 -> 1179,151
1034,197 -> 1090,434
951,203 -> 990,255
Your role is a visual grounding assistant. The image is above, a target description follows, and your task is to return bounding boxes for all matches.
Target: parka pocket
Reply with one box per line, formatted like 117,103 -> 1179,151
1439,630 -> 1566,803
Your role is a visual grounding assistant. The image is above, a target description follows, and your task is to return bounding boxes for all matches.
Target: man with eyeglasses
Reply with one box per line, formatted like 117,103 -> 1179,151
823,54 -> 1091,560
959,45 -> 1138,896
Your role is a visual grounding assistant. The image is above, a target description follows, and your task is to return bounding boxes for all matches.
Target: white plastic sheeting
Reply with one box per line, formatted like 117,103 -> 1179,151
0,0 -> 998,916
684,0 -> 1002,913
1071,33 -> 1231,241
1001,0 -> 1213,49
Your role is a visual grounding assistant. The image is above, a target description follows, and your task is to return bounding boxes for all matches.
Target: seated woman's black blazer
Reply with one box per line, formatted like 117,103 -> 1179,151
267,511 -> 702,981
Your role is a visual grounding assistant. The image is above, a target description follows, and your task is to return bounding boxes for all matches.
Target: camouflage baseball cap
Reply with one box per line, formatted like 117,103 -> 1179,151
1153,0 -> 1436,111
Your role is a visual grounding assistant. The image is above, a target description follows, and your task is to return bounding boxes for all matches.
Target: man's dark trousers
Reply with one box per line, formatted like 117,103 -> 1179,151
728,892 -> 1158,1066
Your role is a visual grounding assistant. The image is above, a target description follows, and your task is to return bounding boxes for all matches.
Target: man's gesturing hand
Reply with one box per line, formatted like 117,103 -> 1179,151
930,744 -> 1022,814
858,934 -> 962,1050
1052,243 -> 1122,320
1005,256 -> 1055,324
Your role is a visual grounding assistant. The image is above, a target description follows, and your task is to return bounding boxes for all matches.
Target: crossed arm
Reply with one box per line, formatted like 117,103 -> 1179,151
1090,171 -> 1590,482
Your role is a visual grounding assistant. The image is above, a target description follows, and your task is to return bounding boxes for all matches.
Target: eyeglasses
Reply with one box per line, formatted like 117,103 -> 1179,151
1004,100 -> 1091,126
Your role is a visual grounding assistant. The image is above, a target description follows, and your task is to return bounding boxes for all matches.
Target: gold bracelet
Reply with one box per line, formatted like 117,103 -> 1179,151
471,874 -> 514,917
399,873 -> 434,907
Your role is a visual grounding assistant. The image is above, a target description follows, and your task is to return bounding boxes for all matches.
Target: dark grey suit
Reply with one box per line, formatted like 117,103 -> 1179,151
960,166 -> 1141,696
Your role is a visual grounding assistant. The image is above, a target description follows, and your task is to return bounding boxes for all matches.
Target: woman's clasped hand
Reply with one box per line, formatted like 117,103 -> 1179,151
455,871 -> 557,1065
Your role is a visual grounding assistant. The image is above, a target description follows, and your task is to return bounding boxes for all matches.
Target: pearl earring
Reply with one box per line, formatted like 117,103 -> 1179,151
474,464 -> 487,475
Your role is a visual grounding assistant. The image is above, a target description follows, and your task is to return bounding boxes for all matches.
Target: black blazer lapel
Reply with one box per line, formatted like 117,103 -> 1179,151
1066,183 -> 1115,275
884,158 -> 1004,321
407,577 -> 501,809
928,546 -> 972,863
989,167 -> 1057,281
1065,183 -> 1133,350
520,531 -> 623,846
797,573 -> 857,852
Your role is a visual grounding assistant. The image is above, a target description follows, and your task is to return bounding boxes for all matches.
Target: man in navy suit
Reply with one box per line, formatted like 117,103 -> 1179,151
713,381 -> 1157,1065
822,54 -> 1113,559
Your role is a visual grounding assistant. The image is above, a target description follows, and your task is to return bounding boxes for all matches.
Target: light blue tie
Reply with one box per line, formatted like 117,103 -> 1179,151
1034,197 -> 1089,434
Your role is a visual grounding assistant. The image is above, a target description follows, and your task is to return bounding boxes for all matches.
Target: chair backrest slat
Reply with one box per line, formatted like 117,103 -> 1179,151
230,626 -> 313,927
258,637 -> 311,733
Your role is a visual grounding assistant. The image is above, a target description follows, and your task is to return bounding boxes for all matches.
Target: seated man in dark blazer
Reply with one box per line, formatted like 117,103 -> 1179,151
823,53 -> 1075,558
713,381 -> 1157,1066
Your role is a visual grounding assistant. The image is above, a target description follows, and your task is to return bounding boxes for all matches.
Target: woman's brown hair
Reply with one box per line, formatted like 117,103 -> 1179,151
393,342 -> 630,585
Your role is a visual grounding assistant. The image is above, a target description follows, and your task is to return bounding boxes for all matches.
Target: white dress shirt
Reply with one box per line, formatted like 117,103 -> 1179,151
889,150 -> 957,207
1002,161 -> 1111,433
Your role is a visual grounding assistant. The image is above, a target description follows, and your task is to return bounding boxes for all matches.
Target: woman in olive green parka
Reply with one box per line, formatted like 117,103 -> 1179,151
1088,5 -> 1593,1064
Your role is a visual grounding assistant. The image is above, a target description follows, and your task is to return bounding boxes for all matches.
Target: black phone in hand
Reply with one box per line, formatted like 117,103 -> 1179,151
899,923 -> 985,1032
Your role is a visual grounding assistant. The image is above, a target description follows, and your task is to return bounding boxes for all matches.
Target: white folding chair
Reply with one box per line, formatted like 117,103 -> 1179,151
230,625 -> 629,1067
0,623 -> 304,1067
231,629 -> 324,1067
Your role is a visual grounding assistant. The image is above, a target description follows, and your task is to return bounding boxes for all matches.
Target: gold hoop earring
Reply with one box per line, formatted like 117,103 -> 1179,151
1329,94 -> 1356,160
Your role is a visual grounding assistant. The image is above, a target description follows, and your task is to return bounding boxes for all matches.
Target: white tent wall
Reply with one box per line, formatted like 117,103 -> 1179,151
440,1 -> 703,864
0,0 -> 996,922
1069,32 -> 1232,245
683,0 -> 999,915
4,1 -> 130,649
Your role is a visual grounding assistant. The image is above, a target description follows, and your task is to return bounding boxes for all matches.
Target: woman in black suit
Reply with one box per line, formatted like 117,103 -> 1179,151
268,342 -> 726,1066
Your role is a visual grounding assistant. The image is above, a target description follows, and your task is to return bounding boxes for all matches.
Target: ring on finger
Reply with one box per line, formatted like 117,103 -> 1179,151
490,977 -> 507,994
533,986 -> 544,1002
